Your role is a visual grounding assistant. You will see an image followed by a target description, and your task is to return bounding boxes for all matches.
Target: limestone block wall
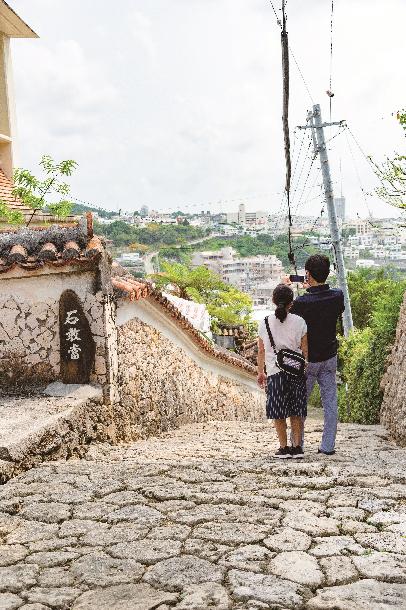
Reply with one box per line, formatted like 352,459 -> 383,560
380,291 -> 406,446
0,270 -> 111,391
115,314 -> 265,441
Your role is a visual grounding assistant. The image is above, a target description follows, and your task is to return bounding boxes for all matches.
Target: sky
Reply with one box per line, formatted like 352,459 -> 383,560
9,0 -> 406,219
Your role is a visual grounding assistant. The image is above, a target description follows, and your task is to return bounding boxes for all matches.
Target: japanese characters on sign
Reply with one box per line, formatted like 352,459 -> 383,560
59,290 -> 96,384
64,310 -> 81,360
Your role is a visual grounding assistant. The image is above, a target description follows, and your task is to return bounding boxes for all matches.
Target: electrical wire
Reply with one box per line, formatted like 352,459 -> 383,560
289,45 -> 314,105
344,128 -> 373,217
268,0 -> 281,26
290,130 -> 308,185
292,206 -> 326,254
292,163 -> 322,214
328,0 -> 334,123
290,136 -> 313,205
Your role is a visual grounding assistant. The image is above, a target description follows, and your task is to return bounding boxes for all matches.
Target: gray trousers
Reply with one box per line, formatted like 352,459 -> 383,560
292,356 -> 338,453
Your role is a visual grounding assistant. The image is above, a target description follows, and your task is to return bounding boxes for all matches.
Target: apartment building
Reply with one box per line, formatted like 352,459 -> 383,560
191,248 -> 283,291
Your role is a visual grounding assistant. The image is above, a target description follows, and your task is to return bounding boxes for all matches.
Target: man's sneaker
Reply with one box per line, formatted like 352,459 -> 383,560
291,445 -> 305,459
318,448 -> 336,456
274,446 -> 292,459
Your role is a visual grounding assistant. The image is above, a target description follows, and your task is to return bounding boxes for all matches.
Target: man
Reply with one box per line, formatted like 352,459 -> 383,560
286,254 -> 344,455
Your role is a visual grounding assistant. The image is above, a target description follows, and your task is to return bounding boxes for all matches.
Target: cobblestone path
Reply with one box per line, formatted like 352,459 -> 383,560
0,418 -> 406,610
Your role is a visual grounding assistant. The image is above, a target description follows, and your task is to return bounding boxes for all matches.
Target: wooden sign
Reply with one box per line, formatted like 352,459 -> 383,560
59,290 -> 96,384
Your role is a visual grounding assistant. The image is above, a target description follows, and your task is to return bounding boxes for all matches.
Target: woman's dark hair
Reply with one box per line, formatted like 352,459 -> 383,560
272,284 -> 294,323
305,254 -> 330,283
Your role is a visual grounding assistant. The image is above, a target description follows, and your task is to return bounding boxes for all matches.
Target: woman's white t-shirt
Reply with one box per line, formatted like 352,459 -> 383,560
258,312 -> 307,376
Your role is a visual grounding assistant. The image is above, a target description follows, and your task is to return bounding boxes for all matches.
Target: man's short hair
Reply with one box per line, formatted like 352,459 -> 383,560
305,254 -> 330,283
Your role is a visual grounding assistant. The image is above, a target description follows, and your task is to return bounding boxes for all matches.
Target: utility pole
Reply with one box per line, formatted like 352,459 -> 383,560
298,104 -> 353,335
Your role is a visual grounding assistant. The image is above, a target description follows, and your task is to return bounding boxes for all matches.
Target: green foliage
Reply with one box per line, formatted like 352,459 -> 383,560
0,202 -> 24,224
184,233 -> 318,267
0,155 -> 78,225
97,220 -> 205,249
71,202 -> 116,219
338,279 -> 406,423
370,155 -> 406,210
152,261 -> 224,300
369,113 -> 405,212
206,285 -> 253,330
341,227 -> 356,240
397,109 -> 406,131
150,261 -> 254,332
347,268 -> 402,329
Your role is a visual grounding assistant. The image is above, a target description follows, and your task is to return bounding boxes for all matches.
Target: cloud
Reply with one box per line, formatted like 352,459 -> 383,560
128,10 -> 156,60
8,0 -> 406,217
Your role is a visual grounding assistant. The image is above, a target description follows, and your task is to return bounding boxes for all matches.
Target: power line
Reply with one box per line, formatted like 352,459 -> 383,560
328,0 -> 334,122
292,162 -> 321,214
290,129 -> 308,184
268,0 -> 281,26
344,128 -> 373,217
346,125 -> 391,193
289,45 -> 314,105
290,136 -> 313,204
292,206 -> 326,254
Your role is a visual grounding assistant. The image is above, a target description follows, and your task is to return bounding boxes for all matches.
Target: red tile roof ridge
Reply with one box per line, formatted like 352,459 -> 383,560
0,222 -> 79,234
111,277 -> 152,302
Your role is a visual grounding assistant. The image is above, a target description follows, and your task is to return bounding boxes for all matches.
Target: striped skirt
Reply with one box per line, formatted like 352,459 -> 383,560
266,371 -> 307,420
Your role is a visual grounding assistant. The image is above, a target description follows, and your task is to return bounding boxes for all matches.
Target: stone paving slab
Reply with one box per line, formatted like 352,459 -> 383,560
0,419 -> 405,609
0,387 -> 103,483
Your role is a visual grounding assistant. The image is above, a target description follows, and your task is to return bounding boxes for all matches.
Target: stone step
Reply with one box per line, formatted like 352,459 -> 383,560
0,383 -> 103,483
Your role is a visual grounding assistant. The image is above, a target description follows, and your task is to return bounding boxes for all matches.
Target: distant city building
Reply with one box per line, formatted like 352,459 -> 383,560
140,205 -> 149,217
191,247 -> 283,292
356,259 -> 377,268
238,203 -> 246,225
120,253 -> 140,261
226,204 -> 267,228
334,197 -> 346,222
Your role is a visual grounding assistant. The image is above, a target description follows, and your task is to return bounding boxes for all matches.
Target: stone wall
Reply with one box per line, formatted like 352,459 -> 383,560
116,315 -> 265,441
0,271 -> 111,392
380,291 -> 406,446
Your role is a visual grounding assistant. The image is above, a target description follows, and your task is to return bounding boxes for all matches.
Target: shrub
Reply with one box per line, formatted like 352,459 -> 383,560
338,281 -> 405,423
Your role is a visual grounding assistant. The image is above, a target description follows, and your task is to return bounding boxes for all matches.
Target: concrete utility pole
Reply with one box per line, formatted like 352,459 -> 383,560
299,104 -> 354,335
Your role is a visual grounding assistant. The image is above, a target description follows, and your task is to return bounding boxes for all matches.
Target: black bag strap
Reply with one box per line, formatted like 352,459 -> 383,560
264,316 -> 277,354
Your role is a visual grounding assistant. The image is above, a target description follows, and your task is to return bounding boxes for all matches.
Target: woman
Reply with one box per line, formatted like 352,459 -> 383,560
257,284 -> 308,459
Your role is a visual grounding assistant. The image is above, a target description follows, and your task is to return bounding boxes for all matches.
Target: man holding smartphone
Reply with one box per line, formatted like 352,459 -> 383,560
284,254 -> 344,455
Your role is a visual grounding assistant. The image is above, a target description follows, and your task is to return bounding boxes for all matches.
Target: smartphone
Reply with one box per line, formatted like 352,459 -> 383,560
289,274 -> 305,283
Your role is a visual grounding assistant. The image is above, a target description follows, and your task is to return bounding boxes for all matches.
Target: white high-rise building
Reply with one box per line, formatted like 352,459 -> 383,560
334,197 -> 346,223
238,203 -> 246,225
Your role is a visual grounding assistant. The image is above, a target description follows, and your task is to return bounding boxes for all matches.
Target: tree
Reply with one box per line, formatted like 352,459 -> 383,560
205,285 -> 253,331
338,277 -> 406,424
0,155 -> 78,226
150,261 -> 254,332
151,262 -> 224,300
347,268 -> 395,329
129,242 -> 149,253
341,227 -> 356,240
369,110 -> 405,212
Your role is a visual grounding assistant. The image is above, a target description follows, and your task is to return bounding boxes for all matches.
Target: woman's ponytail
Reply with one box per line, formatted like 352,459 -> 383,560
272,283 -> 294,323
275,302 -> 288,322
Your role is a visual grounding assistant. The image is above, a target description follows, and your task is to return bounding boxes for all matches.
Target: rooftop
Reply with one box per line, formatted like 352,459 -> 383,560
0,0 -> 38,38
0,214 -> 103,275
